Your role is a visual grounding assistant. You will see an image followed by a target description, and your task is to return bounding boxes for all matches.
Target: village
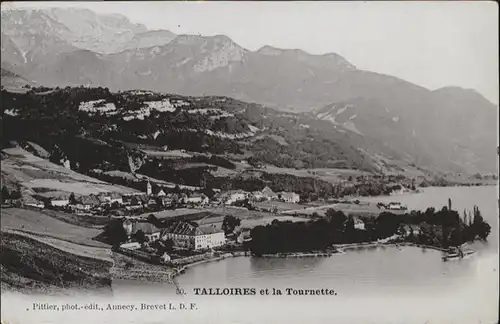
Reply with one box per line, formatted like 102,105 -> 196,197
2,176 -> 409,270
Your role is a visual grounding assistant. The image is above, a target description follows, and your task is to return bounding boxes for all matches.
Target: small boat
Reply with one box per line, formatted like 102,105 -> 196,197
442,247 -> 475,261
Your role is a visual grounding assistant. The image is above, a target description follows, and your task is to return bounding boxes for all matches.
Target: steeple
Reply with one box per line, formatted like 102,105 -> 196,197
146,179 -> 152,196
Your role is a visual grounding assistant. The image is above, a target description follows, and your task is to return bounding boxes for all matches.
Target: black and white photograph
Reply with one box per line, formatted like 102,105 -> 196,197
0,1 -> 498,323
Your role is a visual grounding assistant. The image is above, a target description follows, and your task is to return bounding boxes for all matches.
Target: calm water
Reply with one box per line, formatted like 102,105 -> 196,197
3,186 -> 498,324
112,186 -> 499,323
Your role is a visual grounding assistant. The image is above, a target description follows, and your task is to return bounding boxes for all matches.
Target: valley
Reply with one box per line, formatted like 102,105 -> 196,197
1,7 -> 497,175
0,6 -> 497,299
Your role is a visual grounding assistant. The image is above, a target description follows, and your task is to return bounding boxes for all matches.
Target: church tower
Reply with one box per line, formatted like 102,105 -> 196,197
146,180 -> 152,196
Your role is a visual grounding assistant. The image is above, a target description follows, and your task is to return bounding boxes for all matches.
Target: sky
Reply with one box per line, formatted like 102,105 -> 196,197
3,1 -> 499,104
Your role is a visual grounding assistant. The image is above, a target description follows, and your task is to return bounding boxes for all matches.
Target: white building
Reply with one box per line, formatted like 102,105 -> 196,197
109,193 -> 123,205
388,202 -> 406,210
120,242 -> 141,250
279,192 -> 300,203
353,217 -> 365,230
50,196 -> 70,207
186,194 -> 209,206
72,194 -> 100,210
224,190 -> 248,205
251,191 -> 264,201
22,196 -> 45,209
261,186 -> 278,201
162,222 -> 226,251
160,252 -> 171,263
237,227 -> 252,244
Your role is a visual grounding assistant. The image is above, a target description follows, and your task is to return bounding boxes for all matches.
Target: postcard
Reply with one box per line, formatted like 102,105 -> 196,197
0,1 -> 498,323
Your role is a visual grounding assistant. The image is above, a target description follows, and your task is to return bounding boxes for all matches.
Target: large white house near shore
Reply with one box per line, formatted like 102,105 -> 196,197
162,221 -> 226,250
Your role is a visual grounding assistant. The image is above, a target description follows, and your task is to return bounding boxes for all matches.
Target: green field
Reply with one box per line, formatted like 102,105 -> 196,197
1,208 -> 107,248
1,147 -> 138,196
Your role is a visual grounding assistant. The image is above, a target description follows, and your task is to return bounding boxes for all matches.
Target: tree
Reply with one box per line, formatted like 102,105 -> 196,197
472,205 -> 484,225
103,219 -> 128,247
1,186 -> 10,202
471,205 -> 491,241
147,214 -> 160,227
325,209 -> 347,230
134,230 -> 147,244
9,190 -> 21,200
222,215 -> 241,235
476,222 -> 491,240
345,216 -> 355,233
201,187 -> 215,199
375,212 -> 401,239
164,238 -> 175,252
69,192 -> 76,205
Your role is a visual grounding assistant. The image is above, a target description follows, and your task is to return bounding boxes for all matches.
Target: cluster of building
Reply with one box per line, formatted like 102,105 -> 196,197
28,179 -> 213,213
121,219 -> 226,251
377,201 -> 408,211
216,186 -> 300,205
27,192 -> 124,211
21,178 -> 300,213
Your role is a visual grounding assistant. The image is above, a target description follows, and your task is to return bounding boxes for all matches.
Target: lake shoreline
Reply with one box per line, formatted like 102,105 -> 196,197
165,242 -> 450,283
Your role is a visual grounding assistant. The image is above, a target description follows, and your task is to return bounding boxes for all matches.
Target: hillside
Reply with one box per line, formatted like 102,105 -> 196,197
2,85 -> 494,188
1,146 -> 139,202
1,7 -> 497,175
1,231 -> 112,294
0,67 -> 34,91
0,87 -> 374,171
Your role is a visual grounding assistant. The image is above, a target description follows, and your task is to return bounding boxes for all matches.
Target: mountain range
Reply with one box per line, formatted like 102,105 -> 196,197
1,7 -> 498,175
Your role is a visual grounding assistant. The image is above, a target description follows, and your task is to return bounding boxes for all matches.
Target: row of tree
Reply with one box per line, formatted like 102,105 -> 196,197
249,199 -> 492,255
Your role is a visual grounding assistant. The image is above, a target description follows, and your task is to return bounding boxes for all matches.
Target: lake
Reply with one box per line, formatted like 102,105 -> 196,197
110,186 -> 499,323
3,186 -> 497,324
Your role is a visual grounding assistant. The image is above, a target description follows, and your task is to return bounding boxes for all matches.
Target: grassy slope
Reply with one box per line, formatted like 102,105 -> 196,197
1,232 -> 112,294
1,147 -> 139,196
1,208 -> 106,247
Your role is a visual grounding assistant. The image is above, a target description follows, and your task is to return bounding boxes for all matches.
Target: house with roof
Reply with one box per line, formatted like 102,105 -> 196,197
97,193 -> 110,204
109,192 -> 123,205
178,193 -> 188,204
278,192 -> 300,203
162,221 -> 226,250
261,186 -> 278,201
399,224 -> 421,237
22,195 -> 45,209
353,217 -> 366,230
128,194 -> 148,206
185,193 -> 209,206
387,202 -> 407,210
130,221 -> 162,242
97,192 -> 123,206
72,194 -> 100,211
49,194 -> 70,207
161,193 -> 180,207
160,252 -> 171,263
151,186 -> 166,197
251,190 -> 265,201
237,227 -> 252,244
220,190 -> 248,205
